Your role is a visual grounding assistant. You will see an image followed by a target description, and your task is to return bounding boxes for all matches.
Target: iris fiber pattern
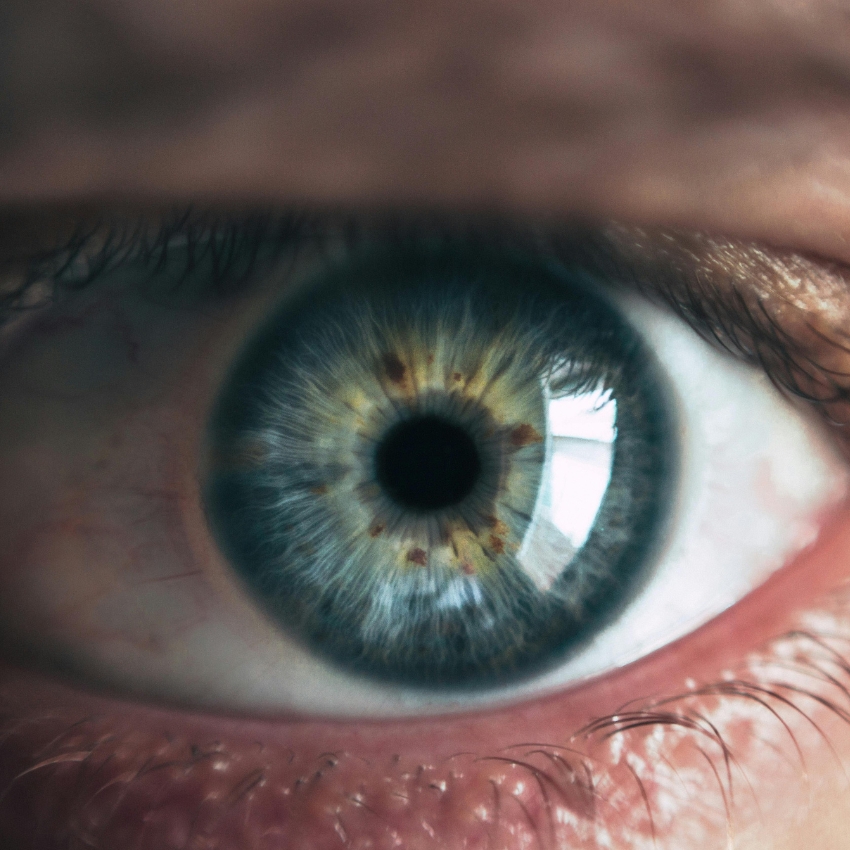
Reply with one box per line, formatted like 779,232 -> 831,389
205,242 -> 673,687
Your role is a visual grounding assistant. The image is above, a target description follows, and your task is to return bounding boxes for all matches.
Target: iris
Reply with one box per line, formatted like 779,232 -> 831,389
205,239 -> 674,688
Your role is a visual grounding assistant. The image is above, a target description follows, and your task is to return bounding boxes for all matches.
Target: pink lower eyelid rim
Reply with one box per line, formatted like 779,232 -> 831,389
1,505 -> 850,849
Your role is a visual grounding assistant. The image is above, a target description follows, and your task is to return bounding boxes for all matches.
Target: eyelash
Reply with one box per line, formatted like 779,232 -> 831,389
2,617 -> 848,845
0,209 -> 305,318
4,207 -> 848,431
2,206 -> 850,844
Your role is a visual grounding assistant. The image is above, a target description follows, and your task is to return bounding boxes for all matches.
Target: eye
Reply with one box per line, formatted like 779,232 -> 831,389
0,215 -> 845,721
206,240 -> 672,699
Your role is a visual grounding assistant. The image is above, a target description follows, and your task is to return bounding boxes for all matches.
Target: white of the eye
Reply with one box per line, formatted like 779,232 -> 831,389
253,292 -> 846,717
51,294 -> 847,718
538,293 -> 848,692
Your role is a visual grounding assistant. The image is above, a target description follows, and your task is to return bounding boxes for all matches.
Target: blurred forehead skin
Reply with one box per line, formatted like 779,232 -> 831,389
3,0 -> 850,259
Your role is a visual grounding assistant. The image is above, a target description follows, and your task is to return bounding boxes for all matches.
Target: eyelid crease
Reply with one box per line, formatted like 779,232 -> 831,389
3,206 -> 850,431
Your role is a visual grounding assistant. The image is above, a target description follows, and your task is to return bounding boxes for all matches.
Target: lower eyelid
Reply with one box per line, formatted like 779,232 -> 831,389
1,506 -> 850,849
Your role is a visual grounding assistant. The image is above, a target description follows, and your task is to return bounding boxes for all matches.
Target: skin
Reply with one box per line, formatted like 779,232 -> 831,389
3,0 -> 850,848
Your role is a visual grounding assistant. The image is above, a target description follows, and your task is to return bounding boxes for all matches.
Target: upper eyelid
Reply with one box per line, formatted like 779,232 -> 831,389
2,207 -> 850,426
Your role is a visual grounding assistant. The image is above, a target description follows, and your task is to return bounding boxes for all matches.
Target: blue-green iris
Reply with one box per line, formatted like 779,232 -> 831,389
205,239 -> 674,688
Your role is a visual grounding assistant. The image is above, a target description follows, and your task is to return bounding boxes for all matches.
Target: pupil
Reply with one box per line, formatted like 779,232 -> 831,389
375,415 -> 482,511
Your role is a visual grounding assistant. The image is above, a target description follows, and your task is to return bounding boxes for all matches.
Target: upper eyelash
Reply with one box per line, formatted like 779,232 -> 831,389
551,227 -> 850,432
3,206 -> 850,430
0,208 -> 312,321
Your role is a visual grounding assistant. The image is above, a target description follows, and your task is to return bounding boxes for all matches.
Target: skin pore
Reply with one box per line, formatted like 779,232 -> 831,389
4,1 -> 850,848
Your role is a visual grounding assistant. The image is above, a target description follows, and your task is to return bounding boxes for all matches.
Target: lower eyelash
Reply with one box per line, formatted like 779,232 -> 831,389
578,621 -> 850,849
1,590 -> 849,850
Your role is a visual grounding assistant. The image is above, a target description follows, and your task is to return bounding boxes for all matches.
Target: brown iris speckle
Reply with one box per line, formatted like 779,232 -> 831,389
369,524 -> 385,538
407,548 -> 428,565
453,372 -> 463,381
509,424 -> 543,447
489,535 -> 505,554
382,352 -> 407,383
485,515 -> 509,536
310,484 -> 329,495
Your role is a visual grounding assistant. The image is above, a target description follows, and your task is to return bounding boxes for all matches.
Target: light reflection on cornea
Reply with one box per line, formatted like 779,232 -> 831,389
519,386 -> 616,592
